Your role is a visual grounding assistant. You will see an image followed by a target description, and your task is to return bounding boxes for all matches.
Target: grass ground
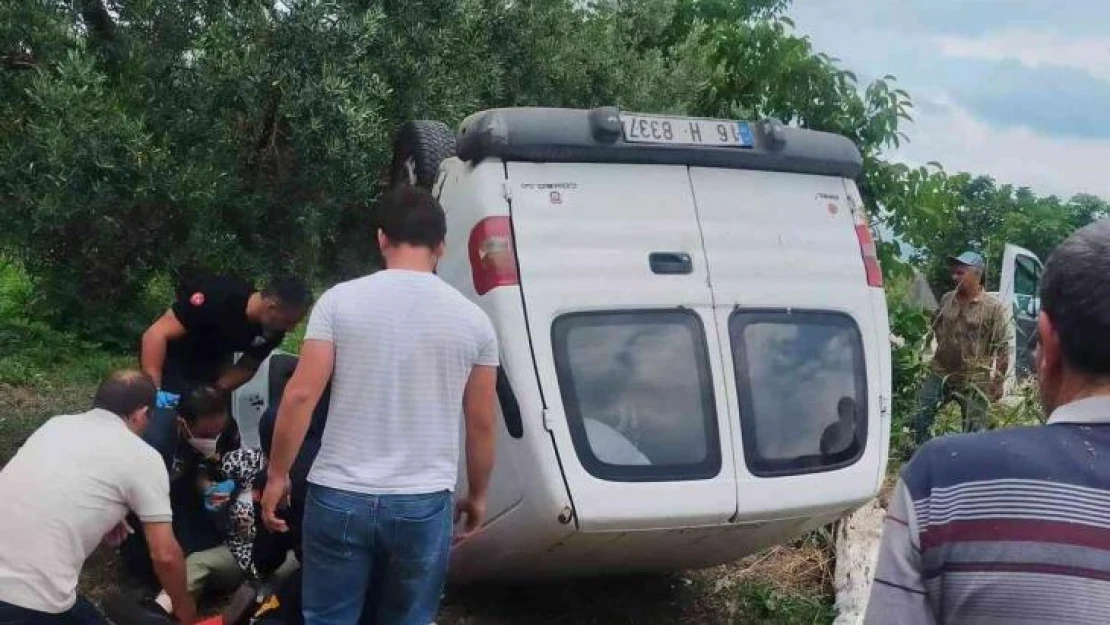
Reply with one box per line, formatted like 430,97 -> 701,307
0,353 -> 837,625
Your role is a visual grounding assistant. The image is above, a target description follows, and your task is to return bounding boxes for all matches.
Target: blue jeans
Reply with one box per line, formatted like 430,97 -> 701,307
0,598 -> 104,625
302,484 -> 453,625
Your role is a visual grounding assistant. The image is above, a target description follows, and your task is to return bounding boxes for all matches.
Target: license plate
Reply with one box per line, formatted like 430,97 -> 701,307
620,113 -> 754,147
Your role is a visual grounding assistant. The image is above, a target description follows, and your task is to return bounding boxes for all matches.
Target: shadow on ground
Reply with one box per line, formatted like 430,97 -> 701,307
439,574 -> 705,625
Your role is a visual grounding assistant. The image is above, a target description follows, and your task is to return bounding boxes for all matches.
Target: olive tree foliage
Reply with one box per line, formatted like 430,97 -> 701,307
1,0 -> 1102,346
0,0 -> 696,341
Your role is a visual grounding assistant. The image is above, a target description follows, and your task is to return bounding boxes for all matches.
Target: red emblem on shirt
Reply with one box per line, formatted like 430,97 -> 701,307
190,292 -> 205,307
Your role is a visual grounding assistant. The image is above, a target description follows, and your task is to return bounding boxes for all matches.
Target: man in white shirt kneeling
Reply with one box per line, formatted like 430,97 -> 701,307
0,370 -> 196,625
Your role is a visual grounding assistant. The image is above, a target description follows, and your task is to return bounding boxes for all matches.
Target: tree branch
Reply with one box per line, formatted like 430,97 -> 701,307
76,0 -> 123,69
1,52 -> 36,71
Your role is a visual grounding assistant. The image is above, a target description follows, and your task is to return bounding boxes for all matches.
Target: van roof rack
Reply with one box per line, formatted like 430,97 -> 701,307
455,107 -> 863,179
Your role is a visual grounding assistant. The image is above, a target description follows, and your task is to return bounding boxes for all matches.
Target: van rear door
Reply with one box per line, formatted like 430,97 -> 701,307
688,168 -> 888,519
506,161 -> 738,531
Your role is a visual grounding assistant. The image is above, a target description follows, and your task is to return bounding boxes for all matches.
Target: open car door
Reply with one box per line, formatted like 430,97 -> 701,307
997,244 -> 1043,391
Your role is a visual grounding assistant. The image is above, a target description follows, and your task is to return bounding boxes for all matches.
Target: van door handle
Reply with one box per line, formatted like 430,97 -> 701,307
649,252 -> 693,275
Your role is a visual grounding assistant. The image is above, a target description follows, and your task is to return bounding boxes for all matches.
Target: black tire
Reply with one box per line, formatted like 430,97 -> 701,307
389,120 -> 457,189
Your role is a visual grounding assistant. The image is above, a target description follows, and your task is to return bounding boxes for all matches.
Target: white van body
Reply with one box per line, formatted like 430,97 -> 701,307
235,107 -> 892,581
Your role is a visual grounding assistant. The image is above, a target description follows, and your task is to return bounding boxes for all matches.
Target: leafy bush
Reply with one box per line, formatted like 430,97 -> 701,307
876,242 -> 933,459
0,258 -> 131,384
989,380 -> 1045,429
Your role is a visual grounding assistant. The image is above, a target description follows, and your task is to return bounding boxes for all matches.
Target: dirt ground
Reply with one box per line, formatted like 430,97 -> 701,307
76,539 -> 834,625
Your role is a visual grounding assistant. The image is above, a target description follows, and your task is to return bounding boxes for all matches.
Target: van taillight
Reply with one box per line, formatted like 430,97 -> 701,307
854,220 -> 883,288
469,217 -> 519,296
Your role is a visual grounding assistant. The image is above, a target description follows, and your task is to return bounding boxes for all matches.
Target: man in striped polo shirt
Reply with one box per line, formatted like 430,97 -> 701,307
866,220 -> 1110,624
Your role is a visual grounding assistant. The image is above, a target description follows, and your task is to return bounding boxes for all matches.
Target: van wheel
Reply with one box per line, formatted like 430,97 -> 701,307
390,120 -> 456,190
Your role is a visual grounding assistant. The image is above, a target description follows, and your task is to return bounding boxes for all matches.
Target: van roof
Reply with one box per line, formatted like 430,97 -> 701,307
456,107 -> 863,179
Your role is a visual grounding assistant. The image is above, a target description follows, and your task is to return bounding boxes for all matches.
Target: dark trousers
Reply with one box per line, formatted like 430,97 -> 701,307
912,372 -> 990,444
0,598 -> 105,625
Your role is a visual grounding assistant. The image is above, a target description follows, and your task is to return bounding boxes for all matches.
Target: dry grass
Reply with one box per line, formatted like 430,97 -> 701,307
703,535 -> 836,598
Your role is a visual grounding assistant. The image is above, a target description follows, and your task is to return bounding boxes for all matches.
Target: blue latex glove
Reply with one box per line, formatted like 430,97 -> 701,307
156,390 -> 181,410
204,480 -> 236,512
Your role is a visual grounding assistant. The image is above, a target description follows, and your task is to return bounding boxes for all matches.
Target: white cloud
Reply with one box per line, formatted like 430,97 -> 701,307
937,29 -> 1110,82
892,92 -> 1110,200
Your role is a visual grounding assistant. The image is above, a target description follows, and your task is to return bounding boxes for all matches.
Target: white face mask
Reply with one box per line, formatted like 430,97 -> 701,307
188,436 -> 220,459
181,421 -> 221,458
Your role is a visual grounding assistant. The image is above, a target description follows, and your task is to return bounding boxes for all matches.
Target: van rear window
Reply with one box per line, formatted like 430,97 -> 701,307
729,311 -> 867,476
552,310 -> 721,481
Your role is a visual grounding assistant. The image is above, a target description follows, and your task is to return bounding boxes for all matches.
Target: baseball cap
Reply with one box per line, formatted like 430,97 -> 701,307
948,251 -> 985,270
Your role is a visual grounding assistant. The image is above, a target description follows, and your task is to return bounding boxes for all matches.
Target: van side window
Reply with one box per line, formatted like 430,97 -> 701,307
730,310 -> 867,476
551,310 -> 721,482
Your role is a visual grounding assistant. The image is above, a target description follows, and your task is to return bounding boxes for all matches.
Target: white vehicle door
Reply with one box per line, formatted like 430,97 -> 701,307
688,168 -> 889,519
507,161 -> 739,531
998,243 -> 1044,385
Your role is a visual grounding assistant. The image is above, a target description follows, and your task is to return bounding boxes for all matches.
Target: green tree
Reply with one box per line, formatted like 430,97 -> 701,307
1,0 -> 1102,349
878,165 -> 1108,293
0,0 -> 687,343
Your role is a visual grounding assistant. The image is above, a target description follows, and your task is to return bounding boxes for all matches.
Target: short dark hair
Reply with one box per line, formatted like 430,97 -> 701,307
93,370 -> 157,418
178,385 -> 228,425
1040,219 -> 1110,375
376,185 -> 447,249
261,275 -> 313,311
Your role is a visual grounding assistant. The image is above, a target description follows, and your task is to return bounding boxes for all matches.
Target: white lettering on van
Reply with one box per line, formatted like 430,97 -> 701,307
521,182 -> 579,190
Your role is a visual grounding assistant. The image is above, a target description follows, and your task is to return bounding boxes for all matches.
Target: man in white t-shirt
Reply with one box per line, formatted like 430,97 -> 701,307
262,185 -> 499,625
0,370 -> 196,625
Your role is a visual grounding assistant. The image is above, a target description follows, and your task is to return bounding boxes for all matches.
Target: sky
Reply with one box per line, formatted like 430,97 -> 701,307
788,0 -> 1110,200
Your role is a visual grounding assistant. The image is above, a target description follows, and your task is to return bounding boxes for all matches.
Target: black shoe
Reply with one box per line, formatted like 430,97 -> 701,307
223,583 -> 259,625
101,592 -> 174,625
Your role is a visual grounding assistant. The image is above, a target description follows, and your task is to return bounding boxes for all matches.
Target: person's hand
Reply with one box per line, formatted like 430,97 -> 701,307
261,473 -> 291,533
453,495 -> 487,544
156,390 -> 180,410
203,480 -> 235,512
101,520 -> 133,549
173,595 -> 198,625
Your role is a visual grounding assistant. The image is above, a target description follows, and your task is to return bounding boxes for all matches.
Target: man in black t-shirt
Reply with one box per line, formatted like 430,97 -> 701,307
139,273 -> 311,472
141,273 -> 312,399
124,274 -> 311,593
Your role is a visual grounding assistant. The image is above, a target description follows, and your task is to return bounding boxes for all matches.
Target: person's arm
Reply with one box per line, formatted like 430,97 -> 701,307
990,304 -> 1012,399
141,310 -> 187,389
261,339 -> 334,532
454,319 -> 500,542
217,330 -> 285,392
864,478 -> 935,625
127,454 -> 194,624
993,352 -> 1011,399
458,365 -> 497,524
143,522 -> 197,625
214,356 -> 262,393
